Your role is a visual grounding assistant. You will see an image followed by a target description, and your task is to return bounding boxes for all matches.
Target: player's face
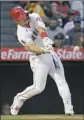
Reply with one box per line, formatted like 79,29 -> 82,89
17,15 -> 29,27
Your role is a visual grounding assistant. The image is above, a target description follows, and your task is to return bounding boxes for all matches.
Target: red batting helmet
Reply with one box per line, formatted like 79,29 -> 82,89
10,6 -> 28,21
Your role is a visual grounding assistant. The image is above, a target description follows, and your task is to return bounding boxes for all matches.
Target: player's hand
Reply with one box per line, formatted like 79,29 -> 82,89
41,47 -> 52,54
43,48 -> 51,54
42,37 -> 54,49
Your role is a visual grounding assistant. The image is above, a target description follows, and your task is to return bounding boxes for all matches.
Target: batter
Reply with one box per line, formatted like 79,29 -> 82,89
10,6 -> 74,115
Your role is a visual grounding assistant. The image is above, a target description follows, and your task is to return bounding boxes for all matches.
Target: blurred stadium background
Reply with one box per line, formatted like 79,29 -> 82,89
0,0 -> 84,116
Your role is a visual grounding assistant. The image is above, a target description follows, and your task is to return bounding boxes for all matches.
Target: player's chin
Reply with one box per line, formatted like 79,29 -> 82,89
24,21 -> 28,27
24,24 -> 28,27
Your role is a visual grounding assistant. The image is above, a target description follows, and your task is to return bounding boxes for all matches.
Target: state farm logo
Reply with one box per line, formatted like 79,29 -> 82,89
0,48 -> 84,61
56,49 -> 84,60
1,49 -> 29,60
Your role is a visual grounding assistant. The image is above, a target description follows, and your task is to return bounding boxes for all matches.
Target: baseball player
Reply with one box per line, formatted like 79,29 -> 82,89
10,6 -> 74,115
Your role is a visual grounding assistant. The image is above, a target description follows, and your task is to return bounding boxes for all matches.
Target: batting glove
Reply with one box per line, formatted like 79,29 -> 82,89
41,47 -> 51,54
42,37 -> 54,49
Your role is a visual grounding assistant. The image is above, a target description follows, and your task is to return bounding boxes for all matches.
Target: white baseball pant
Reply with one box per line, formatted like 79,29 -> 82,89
12,53 -> 74,113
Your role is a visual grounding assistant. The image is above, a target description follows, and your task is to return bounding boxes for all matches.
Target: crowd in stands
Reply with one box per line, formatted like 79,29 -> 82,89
17,1 -> 84,48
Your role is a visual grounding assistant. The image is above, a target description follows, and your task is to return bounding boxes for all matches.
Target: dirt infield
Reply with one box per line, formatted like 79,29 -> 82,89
1,115 -> 83,120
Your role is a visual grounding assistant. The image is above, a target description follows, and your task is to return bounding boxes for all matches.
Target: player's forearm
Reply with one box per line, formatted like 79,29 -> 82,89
37,26 -> 48,39
37,25 -> 46,33
25,45 -> 44,54
37,26 -> 54,50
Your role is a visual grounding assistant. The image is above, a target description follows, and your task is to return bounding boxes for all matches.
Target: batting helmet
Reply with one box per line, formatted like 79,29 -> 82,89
10,6 -> 28,21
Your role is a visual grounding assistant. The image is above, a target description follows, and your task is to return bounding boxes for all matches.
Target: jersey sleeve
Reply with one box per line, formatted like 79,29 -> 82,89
17,32 -> 33,47
32,13 -> 46,30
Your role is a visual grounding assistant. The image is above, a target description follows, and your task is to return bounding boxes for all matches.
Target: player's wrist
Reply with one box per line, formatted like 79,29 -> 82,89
40,48 -> 45,54
40,32 -> 48,39
40,47 -> 45,54
40,47 -> 51,54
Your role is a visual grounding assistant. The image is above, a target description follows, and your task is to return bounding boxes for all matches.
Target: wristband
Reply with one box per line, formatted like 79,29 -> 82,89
40,32 -> 48,39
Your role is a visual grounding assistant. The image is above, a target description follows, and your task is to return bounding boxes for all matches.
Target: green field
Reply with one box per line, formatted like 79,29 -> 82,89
1,115 -> 83,120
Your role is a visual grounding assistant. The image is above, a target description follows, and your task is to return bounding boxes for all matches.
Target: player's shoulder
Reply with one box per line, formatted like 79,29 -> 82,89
17,25 -> 24,33
29,12 -> 40,19
29,12 -> 39,17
